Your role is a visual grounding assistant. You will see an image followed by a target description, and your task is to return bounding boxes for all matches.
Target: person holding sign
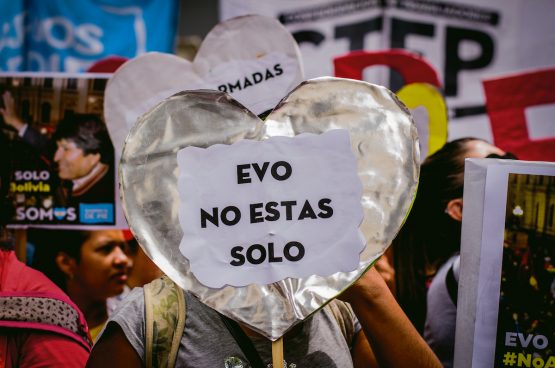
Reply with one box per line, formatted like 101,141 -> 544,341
84,75 -> 445,367
86,266 -> 441,368
86,80 -> 443,368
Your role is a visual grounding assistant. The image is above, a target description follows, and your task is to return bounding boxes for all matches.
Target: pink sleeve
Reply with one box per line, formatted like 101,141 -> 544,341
18,331 -> 90,368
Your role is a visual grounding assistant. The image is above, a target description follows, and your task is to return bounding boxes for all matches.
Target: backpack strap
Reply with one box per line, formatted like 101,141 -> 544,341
144,276 -> 186,368
445,264 -> 458,307
325,299 -> 356,350
445,255 -> 460,308
218,314 -> 266,368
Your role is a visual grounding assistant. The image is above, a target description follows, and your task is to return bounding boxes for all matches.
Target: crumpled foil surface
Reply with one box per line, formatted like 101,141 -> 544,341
119,77 -> 419,340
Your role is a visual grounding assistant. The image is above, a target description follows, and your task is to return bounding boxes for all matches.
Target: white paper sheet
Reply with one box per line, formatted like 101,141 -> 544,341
176,129 -> 366,288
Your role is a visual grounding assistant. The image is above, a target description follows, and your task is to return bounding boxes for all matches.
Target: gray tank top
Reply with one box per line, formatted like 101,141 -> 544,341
98,287 -> 361,368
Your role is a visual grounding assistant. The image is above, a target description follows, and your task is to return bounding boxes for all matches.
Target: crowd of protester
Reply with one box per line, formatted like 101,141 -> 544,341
0,110 -> 525,367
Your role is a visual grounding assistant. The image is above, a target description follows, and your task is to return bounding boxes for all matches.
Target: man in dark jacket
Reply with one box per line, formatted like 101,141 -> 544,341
51,113 -> 115,209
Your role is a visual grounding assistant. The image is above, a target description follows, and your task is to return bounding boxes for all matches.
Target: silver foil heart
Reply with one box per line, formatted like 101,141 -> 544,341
119,77 -> 419,340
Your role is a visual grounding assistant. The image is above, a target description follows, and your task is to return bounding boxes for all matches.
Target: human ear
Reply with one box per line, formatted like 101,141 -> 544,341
55,252 -> 78,278
446,198 -> 463,222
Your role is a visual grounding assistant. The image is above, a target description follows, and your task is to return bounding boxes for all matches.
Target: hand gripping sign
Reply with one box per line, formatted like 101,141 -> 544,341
104,14 -> 304,158
119,77 -> 419,340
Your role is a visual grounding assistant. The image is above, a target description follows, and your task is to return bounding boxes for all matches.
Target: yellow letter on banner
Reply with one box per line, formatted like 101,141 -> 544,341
397,83 -> 448,162
544,356 -> 555,368
518,353 -> 531,367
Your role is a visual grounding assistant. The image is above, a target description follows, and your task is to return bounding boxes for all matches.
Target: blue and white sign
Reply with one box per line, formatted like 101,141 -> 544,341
0,0 -> 179,72
80,203 -> 114,224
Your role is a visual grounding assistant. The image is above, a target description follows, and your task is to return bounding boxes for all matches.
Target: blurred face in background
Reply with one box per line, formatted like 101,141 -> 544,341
54,138 -> 101,180
444,139 -> 507,223
73,230 -> 130,300
127,245 -> 164,290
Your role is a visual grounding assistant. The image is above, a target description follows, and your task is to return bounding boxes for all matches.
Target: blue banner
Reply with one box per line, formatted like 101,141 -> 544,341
0,0 -> 179,72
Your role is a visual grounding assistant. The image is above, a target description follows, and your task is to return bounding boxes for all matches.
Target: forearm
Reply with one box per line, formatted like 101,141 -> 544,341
10,119 -> 26,131
346,267 -> 442,368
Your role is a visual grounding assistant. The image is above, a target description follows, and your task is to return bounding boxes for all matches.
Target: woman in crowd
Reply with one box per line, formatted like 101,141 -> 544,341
106,230 -> 164,314
392,137 -> 514,367
33,229 -> 131,342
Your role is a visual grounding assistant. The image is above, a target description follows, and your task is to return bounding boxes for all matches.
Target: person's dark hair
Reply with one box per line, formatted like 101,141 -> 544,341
392,137 -> 480,334
52,114 -> 114,165
31,229 -> 91,292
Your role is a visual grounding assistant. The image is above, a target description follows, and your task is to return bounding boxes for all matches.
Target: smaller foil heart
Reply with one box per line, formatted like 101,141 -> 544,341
119,77 -> 419,340
104,14 -> 304,158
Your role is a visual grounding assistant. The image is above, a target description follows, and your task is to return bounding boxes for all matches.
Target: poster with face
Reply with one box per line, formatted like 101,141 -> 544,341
1,73 -> 125,228
470,163 -> 555,367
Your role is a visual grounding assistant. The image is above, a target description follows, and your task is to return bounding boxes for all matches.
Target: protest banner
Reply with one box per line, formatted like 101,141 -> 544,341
455,159 -> 555,368
220,0 -> 555,149
1,72 -> 126,229
0,0 -> 179,72
484,68 -> 555,162
118,77 -> 419,364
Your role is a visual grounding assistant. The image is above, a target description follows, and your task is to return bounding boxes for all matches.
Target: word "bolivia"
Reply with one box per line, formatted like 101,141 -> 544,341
11,182 -> 51,193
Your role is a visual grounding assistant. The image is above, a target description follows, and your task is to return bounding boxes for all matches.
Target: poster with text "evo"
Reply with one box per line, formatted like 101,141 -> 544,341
177,129 -> 365,288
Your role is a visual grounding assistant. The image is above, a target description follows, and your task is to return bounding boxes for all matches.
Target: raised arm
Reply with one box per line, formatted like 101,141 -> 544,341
339,266 -> 442,368
1,91 -> 26,132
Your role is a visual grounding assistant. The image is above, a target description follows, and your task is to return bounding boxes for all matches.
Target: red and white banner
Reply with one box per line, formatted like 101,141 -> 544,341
484,68 -> 555,162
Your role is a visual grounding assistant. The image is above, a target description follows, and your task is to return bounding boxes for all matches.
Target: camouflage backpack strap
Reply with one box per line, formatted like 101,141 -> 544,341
325,299 -> 356,350
144,276 -> 186,368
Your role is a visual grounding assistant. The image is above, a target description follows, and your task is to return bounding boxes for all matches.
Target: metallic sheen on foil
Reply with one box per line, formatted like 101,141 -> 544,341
119,77 -> 419,341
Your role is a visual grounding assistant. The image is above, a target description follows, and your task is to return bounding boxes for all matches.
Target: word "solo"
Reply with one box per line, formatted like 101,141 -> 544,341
230,241 -> 305,266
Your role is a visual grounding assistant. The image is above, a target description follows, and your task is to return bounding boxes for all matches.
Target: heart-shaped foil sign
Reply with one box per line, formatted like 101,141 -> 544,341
119,77 -> 419,340
104,14 -> 304,157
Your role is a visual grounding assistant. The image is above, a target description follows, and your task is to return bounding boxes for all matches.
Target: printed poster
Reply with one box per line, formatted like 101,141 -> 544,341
472,164 -> 555,367
1,72 -> 125,228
